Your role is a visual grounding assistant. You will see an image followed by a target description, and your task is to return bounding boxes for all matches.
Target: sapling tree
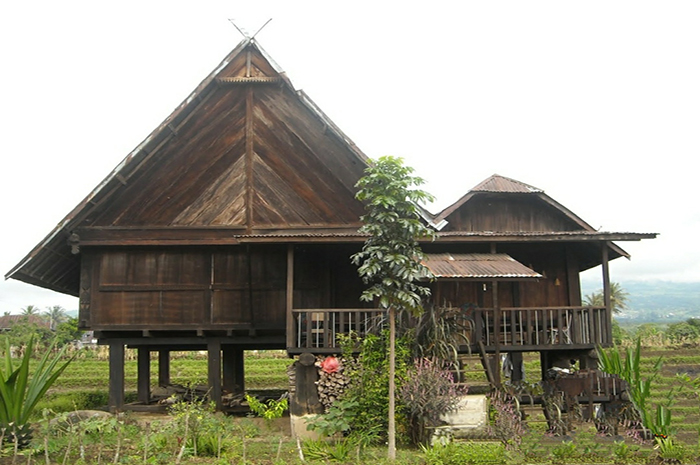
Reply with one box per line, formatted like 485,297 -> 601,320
351,155 -> 434,459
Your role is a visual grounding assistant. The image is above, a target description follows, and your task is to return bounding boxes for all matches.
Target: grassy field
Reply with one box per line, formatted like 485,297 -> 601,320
14,344 -> 700,464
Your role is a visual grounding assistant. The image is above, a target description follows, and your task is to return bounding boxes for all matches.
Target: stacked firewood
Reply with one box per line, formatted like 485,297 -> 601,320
315,356 -> 353,411
287,361 -> 297,397
153,384 -> 210,405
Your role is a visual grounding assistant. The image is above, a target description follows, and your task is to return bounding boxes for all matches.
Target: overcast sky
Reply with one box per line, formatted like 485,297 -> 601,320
1,1 -> 698,313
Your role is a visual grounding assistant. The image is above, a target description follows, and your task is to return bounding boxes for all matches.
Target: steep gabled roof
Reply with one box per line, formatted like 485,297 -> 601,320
6,39 -> 371,296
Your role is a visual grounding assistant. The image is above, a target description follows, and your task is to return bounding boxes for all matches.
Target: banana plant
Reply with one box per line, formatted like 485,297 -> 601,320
0,335 -> 74,447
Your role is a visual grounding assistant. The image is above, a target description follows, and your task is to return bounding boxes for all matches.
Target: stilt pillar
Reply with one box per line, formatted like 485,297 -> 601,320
158,350 -> 170,386
510,352 -> 524,383
137,347 -> 150,404
289,352 -> 324,438
223,346 -> 245,394
208,340 -> 222,410
108,341 -> 125,412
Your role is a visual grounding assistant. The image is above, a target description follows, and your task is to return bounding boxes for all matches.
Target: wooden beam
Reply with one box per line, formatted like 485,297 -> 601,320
109,342 -> 125,412
477,341 -> 497,388
245,86 -> 254,233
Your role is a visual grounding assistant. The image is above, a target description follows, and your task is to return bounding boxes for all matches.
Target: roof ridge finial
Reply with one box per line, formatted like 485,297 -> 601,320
228,18 -> 272,41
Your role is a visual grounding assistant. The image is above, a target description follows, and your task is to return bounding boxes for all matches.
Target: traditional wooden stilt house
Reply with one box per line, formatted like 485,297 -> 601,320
6,38 -> 655,415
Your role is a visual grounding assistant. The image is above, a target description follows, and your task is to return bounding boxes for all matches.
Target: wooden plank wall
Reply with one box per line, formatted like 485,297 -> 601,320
83,244 -> 366,330
444,195 -> 580,232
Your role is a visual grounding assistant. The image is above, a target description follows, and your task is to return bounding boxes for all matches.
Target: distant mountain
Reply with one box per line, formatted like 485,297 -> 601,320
582,280 -> 700,323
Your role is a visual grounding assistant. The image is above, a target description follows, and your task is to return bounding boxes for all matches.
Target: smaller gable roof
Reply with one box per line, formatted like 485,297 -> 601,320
435,174 -> 591,228
431,174 -> 661,267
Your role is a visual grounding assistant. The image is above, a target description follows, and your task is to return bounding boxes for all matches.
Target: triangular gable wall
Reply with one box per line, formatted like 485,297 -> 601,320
90,43 -> 366,229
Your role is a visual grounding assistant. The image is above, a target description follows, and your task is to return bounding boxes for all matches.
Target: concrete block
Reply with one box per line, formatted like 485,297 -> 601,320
439,394 -> 489,437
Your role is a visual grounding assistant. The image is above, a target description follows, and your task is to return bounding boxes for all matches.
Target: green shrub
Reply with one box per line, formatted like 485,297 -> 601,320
303,438 -> 356,462
340,332 -> 412,444
245,393 -> 288,423
0,336 -> 74,446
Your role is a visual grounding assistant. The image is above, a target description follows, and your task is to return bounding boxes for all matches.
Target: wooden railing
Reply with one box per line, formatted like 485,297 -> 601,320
287,305 -> 611,353
288,309 -> 385,353
473,306 -> 611,350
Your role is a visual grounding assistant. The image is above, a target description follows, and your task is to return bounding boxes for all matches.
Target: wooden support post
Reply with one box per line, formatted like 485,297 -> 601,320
108,342 -> 125,412
158,350 -> 170,387
492,281 -> 501,386
565,246 -> 581,306
601,242 -> 612,344
540,351 -> 550,380
286,245 -> 295,350
289,353 -> 323,417
208,340 -> 222,410
510,352 -> 524,382
137,347 -> 150,404
223,346 -> 245,394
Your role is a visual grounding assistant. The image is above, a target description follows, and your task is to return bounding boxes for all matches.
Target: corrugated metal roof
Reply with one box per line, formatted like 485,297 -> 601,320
421,253 -> 542,279
436,231 -> 651,238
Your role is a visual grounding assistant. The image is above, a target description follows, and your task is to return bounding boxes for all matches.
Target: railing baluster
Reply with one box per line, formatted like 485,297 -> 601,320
305,311 -> 312,348
519,310 -> 523,346
331,312 -> 336,348
525,310 -> 532,345
557,308 -> 564,345
297,312 -> 302,348
485,311 -> 490,346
